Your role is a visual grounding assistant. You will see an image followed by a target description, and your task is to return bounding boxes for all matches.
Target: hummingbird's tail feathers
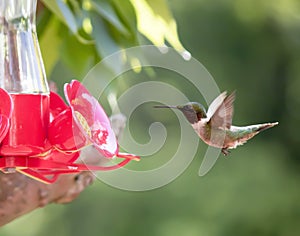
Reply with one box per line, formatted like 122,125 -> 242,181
256,122 -> 279,132
227,122 -> 279,150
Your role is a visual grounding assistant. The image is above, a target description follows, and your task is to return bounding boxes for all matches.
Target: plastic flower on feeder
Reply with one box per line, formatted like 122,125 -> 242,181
49,80 -> 140,163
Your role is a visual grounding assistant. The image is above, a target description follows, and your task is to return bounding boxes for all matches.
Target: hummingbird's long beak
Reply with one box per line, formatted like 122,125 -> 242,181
153,105 -> 178,109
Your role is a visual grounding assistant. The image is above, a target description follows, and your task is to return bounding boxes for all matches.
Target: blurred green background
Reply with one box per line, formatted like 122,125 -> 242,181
1,0 -> 300,235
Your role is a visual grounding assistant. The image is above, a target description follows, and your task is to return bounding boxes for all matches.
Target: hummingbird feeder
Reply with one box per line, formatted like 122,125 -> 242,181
0,0 -> 139,183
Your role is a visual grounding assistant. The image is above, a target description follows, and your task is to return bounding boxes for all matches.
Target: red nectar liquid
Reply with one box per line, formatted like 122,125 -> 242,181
0,94 -> 49,156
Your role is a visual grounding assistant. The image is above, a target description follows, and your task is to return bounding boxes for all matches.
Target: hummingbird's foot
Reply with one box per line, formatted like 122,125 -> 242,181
221,148 -> 230,156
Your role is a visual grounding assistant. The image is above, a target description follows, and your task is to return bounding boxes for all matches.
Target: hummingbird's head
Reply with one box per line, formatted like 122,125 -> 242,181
154,102 -> 207,124
176,102 -> 207,124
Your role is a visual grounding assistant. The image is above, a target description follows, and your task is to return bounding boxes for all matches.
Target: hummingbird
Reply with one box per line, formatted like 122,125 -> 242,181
154,91 -> 278,155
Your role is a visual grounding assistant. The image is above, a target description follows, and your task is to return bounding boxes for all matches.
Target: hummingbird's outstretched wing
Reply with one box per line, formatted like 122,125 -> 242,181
206,92 -> 227,119
207,91 -> 235,129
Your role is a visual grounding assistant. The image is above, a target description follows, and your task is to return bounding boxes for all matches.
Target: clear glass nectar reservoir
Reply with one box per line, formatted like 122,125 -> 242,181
0,0 -> 49,93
